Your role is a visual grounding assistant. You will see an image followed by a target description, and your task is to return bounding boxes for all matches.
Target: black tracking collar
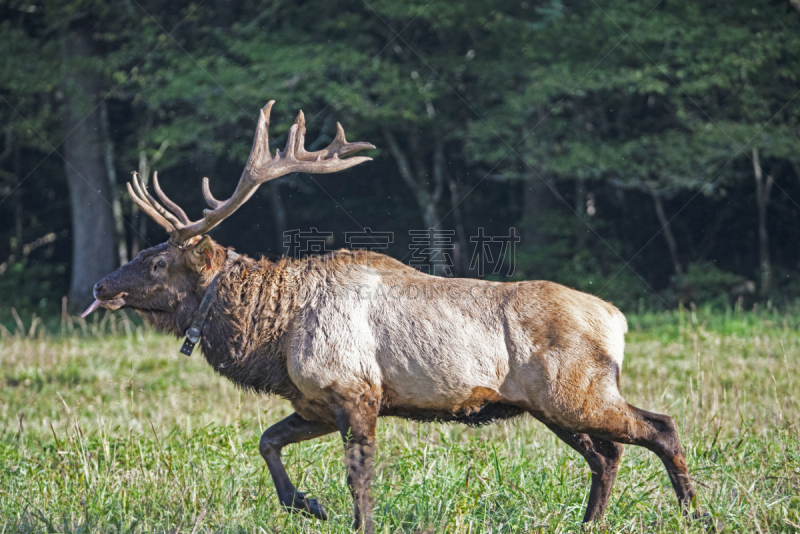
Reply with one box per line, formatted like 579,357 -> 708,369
180,249 -> 239,356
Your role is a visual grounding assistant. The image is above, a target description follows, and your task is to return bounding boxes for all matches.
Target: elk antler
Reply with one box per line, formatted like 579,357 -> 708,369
128,101 -> 375,246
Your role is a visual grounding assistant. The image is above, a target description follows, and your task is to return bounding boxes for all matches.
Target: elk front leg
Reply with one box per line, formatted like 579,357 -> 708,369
259,412 -> 335,520
334,393 -> 380,533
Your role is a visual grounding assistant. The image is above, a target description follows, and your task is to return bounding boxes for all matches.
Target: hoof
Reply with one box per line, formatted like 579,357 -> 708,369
282,492 -> 328,520
352,518 -> 375,534
692,511 -> 722,533
580,522 -> 610,533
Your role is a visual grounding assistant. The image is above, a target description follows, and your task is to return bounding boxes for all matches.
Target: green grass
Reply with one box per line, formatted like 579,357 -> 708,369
1,308 -> 799,533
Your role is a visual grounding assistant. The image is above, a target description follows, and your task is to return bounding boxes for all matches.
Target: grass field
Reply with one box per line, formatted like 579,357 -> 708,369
1,307 -> 798,533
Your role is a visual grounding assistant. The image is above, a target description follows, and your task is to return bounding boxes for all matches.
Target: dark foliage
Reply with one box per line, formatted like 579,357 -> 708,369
2,0 -> 799,323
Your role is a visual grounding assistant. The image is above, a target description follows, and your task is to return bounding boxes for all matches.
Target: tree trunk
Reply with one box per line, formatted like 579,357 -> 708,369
752,148 -> 772,295
269,182 -> 288,254
131,150 -> 150,257
1,132 -> 24,250
382,127 -> 450,275
13,139 -> 23,250
574,176 -> 587,249
650,189 -> 682,278
522,175 -> 551,252
575,176 -> 586,217
130,141 -> 169,256
445,167 -> 470,277
61,28 -> 117,313
100,100 -> 128,265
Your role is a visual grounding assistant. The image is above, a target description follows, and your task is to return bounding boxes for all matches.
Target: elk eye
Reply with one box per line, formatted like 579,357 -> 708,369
157,259 -> 166,269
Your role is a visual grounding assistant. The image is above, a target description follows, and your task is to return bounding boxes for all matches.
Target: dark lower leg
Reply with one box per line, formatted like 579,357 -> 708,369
259,412 -> 335,520
335,394 -> 379,533
632,408 -> 696,511
344,439 -> 376,532
582,404 -> 698,515
545,423 -> 623,523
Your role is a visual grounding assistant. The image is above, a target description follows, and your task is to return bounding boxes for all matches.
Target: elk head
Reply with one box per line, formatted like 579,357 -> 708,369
83,101 -> 375,318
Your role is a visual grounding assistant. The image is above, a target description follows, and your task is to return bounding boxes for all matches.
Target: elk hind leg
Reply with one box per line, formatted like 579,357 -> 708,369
334,392 -> 380,533
628,406 -> 697,511
576,402 -> 698,515
544,423 -> 623,523
259,412 -> 335,519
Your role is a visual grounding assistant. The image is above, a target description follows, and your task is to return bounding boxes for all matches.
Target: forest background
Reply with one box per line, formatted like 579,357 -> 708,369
2,0 -> 800,319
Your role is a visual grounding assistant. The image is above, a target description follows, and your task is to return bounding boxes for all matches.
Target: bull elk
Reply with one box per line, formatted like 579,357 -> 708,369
86,101 -> 705,532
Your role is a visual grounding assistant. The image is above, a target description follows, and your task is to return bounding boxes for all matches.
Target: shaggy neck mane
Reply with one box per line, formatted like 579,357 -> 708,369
138,248 -> 319,402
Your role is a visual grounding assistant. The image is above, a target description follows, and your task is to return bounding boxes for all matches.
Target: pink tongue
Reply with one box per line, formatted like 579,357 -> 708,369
81,299 -> 103,318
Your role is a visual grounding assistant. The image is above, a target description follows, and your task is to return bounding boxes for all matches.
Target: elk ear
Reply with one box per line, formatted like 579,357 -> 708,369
190,235 -> 215,272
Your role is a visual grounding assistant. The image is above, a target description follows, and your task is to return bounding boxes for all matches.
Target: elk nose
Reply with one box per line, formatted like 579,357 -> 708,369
93,282 -> 104,298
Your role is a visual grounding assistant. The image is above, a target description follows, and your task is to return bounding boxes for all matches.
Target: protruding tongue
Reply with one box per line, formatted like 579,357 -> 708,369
81,299 -> 103,318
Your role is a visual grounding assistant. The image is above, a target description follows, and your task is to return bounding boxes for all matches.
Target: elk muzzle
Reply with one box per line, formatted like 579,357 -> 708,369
82,281 -> 128,317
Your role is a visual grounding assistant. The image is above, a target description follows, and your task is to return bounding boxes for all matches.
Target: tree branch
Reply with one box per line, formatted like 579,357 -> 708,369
650,188 -> 682,278
381,125 -> 420,191
431,135 -> 445,204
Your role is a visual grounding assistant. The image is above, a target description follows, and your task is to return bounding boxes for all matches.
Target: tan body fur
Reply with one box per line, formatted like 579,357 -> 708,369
265,250 -> 628,431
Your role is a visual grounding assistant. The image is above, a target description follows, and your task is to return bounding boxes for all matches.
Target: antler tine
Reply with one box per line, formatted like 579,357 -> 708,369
201,177 -> 223,210
127,174 -> 176,236
134,172 -> 184,229
243,101 -> 275,180
281,118 -> 303,161
152,172 -> 190,225
131,173 -> 167,223
334,122 -> 377,156
137,100 -> 374,246
295,121 -> 376,162
294,110 -> 307,158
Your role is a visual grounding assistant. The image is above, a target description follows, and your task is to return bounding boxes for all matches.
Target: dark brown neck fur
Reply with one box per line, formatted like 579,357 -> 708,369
138,248 -> 307,402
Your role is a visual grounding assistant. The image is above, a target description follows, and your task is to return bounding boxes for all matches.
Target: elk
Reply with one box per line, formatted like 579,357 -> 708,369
86,101 -> 705,532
